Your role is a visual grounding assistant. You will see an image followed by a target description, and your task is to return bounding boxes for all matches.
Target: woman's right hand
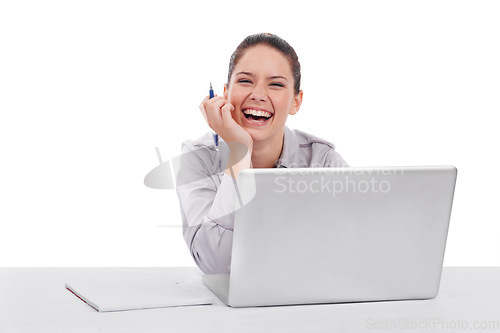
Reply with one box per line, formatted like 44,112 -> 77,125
199,95 -> 253,153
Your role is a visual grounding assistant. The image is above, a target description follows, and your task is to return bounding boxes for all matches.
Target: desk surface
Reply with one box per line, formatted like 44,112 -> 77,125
1,267 -> 499,333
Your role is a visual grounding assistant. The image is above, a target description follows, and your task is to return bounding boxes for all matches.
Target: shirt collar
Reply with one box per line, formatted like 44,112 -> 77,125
274,126 -> 300,168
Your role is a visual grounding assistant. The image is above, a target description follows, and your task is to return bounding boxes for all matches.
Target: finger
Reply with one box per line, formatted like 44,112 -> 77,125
199,96 -> 210,122
221,102 -> 234,114
210,97 -> 230,110
207,96 -> 225,108
206,99 -> 228,124
221,102 -> 235,124
201,96 -> 223,121
205,99 -> 228,130
202,95 -> 210,103
202,95 -> 222,110
199,103 -> 208,123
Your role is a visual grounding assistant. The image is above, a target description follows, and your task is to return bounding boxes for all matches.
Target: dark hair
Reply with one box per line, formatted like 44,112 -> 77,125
227,33 -> 301,95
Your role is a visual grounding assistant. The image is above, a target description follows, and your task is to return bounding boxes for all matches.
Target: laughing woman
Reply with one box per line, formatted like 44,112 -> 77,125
176,33 -> 348,274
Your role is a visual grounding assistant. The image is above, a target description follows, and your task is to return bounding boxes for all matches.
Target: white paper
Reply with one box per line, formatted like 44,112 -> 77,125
65,275 -> 213,312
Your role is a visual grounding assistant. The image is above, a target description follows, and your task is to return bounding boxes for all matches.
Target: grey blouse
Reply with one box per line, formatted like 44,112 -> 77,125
175,126 -> 349,274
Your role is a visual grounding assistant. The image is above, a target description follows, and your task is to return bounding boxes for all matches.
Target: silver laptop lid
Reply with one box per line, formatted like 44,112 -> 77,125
228,166 -> 457,307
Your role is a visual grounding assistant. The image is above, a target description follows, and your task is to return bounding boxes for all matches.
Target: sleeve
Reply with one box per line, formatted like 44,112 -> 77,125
175,141 -> 240,274
324,148 -> 350,168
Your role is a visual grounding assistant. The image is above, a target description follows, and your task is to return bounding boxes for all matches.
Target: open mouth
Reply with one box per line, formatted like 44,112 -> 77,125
242,108 -> 273,124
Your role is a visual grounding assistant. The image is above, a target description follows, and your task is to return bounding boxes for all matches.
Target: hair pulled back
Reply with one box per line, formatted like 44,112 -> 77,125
227,33 -> 301,95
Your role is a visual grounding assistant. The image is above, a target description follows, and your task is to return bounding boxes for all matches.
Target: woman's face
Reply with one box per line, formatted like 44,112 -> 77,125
224,45 -> 303,144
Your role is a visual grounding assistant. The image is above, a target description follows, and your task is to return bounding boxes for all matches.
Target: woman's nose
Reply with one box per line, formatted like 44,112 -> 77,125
250,85 -> 267,102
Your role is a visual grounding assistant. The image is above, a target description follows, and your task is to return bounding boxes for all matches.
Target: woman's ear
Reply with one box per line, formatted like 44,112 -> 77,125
223,83 -> 228,99
289,90 -> 303,115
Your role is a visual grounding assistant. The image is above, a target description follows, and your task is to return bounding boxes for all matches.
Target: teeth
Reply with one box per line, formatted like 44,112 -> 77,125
243,109 -> 272,118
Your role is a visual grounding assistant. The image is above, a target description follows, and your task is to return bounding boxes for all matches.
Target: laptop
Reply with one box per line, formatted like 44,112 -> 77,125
202,166 -> 457,307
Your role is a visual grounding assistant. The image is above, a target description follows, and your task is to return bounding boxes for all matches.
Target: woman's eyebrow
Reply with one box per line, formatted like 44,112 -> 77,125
268,75 -> 288,81
236,71 -> 254,77
235,72 -> 288,81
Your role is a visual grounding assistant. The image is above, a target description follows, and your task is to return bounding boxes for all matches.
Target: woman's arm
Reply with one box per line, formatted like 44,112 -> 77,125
175,140 -> 250,274
174,94 -> 254,273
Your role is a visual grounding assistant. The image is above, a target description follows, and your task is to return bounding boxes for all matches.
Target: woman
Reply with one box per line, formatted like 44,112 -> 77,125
176,33 -> 348,274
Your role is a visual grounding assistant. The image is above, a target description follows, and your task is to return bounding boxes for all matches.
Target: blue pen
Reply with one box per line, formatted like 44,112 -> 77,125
209,82 -> 219,151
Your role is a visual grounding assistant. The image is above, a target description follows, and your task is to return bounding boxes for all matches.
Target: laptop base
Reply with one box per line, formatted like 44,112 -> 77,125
202,274 -> 230,305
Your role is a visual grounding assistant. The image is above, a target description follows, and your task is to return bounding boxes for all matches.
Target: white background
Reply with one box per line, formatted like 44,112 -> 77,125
1,0 -> 498,267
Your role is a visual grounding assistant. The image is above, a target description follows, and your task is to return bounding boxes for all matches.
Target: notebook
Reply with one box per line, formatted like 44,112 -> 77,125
66,274 -> 213,312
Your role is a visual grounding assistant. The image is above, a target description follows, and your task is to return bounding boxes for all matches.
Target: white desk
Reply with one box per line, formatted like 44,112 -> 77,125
1,267 -> 499,332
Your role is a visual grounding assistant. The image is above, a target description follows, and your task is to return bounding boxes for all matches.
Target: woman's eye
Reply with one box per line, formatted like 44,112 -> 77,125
238,79 -> 252,84
270,83 -> 285,87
